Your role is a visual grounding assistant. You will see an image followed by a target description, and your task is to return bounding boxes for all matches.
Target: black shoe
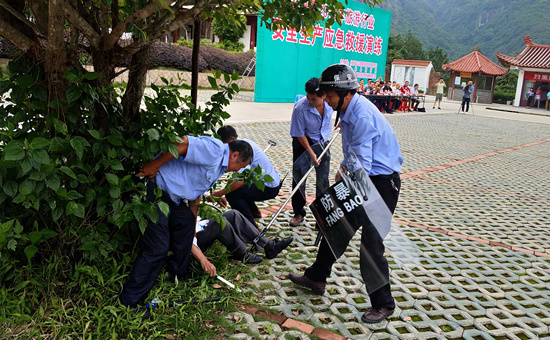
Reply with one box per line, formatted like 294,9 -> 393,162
361,307 -> 394,323
288,273 -> 326,295
233,251 -> 263,264
265,237 -> 293,259
289,214 -> 303,227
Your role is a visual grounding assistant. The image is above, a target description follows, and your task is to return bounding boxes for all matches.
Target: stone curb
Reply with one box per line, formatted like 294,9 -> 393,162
243,304 -> 347,340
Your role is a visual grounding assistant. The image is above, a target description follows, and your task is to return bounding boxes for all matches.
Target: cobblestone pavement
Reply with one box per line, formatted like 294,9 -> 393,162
223,113 -> 550,339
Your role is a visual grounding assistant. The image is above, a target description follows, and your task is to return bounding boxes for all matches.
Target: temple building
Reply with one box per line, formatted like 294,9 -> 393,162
497,35 -> 550,108
442,46 -> 507,104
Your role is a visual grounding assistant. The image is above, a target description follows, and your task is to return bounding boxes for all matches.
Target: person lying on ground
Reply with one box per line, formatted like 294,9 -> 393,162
192,210 -> 294,274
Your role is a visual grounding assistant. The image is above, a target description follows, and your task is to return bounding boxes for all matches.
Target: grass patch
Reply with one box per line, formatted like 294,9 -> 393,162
0,243 -> 256,338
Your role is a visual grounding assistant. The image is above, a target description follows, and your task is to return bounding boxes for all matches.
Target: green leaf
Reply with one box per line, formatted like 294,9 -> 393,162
29,149 -> 50,164
66,86 -> 82,104
3,140 -> 25,161
66,201 -> 78,216
24,245 -> 38,260
70,138 -> 84,160
113,212 -> 126,227
67,190 -> 84,200
263,174 -> 274,183
64,69 -> 83,83
168,144 -> 179,159
46,175 -> 60,191
105,173 -> 119,186
158,201 -> 170,217
20,157 -> 33,175
109,160 -> 124,171
14,220 -> 23,234
19,179 -> 35,196
74,204 -> 85,218
83,72 -> 101,80
207,76 -> 218,89
3,181 -> 18,197
54,119 -> 68,134
107,135 -> 122,146
40,228 -> 58,240
88,129 -> 101,139
109,186 -> 120,198
7,239 -> 17,251
60,166 -> 77,179
30,137 -> 50,150
146,128 -> 160,141
29,231 -> 42,245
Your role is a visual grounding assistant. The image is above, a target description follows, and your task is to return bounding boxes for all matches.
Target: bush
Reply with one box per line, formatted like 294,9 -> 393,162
212,15 -> 247,44
220,41 -> 245,53
493,89 -> 515,103
147,42 -> 208,71
0,55 -> 240,278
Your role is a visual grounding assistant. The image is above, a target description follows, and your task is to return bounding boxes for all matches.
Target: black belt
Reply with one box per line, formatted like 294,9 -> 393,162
371,171 -> 400,180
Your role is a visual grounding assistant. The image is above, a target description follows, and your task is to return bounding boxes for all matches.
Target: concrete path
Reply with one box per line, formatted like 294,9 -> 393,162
215,95 -> 550,339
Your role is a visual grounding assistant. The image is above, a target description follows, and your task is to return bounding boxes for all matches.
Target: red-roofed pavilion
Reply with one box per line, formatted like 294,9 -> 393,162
497,35 -> 550,108
442,46 -> 507,104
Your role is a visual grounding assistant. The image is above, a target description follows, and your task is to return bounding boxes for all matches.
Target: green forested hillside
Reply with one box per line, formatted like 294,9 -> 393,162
378,0 -> 550,62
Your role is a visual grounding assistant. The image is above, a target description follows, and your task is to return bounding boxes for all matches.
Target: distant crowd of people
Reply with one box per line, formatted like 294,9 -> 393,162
356,77 -> 425,113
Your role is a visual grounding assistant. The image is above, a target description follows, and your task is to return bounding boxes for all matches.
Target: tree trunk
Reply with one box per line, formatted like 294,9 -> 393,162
191,18 -> 201,107
122,44 -> 152,125
91,47 -> 117,131
45,0 -> 68,114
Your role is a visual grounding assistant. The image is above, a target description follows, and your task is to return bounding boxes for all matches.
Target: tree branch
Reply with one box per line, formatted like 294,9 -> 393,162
105,3 -> 157,48
149,0 -> 208,43
64,2 -> 101,48
0,18 -> 34,52
0,0 -> 41,35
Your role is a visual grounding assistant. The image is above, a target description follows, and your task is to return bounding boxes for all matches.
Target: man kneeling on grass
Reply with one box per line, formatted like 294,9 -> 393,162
192,209 -> 293,277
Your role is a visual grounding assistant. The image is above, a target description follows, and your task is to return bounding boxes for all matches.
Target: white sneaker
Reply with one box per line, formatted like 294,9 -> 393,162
464,111 -> 469,114
461,111 -> 465,113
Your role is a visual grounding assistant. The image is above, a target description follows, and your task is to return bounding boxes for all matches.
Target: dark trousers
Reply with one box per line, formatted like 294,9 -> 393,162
226,183 -> 280,227
461,97 -> 471,112
304,173 -> 401,310
197,210 -> 270,258
119,180 -> 195,308
411,98 -> 420,110
391,99 -> 401,111
292,137 -> 331,217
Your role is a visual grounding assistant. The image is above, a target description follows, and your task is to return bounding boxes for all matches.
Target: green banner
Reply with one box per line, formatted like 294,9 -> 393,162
255,3 -> 391,103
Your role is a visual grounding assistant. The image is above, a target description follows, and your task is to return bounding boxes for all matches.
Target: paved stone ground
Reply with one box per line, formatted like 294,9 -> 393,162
222,112 -> 550,339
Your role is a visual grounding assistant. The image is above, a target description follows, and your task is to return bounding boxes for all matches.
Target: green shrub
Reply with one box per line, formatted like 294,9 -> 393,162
493,89 -> 515,102
0,55 -> 259,337
0,56 -> 242,274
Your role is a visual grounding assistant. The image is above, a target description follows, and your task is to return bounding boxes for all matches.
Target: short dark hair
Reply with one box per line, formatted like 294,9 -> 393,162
414,84 -> 419,87
305,77 -> 324,97
228,140 -> 254,163
217,125 -> 237,143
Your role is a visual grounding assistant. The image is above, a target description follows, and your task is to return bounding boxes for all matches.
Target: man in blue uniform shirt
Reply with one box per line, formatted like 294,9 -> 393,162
289,77 -> 334,226
211,125 -> 281,228
288,64 -> 403,324
119,135 -> 253,308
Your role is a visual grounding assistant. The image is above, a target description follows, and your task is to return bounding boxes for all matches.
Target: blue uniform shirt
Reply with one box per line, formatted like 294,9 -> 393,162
156,136 -> 230,204
240,138 -> 280,188
290,96 -> 333,143
340,94 -> 403,175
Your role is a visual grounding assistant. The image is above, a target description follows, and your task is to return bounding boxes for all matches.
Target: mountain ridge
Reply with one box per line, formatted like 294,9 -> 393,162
377,0 -> 550,63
